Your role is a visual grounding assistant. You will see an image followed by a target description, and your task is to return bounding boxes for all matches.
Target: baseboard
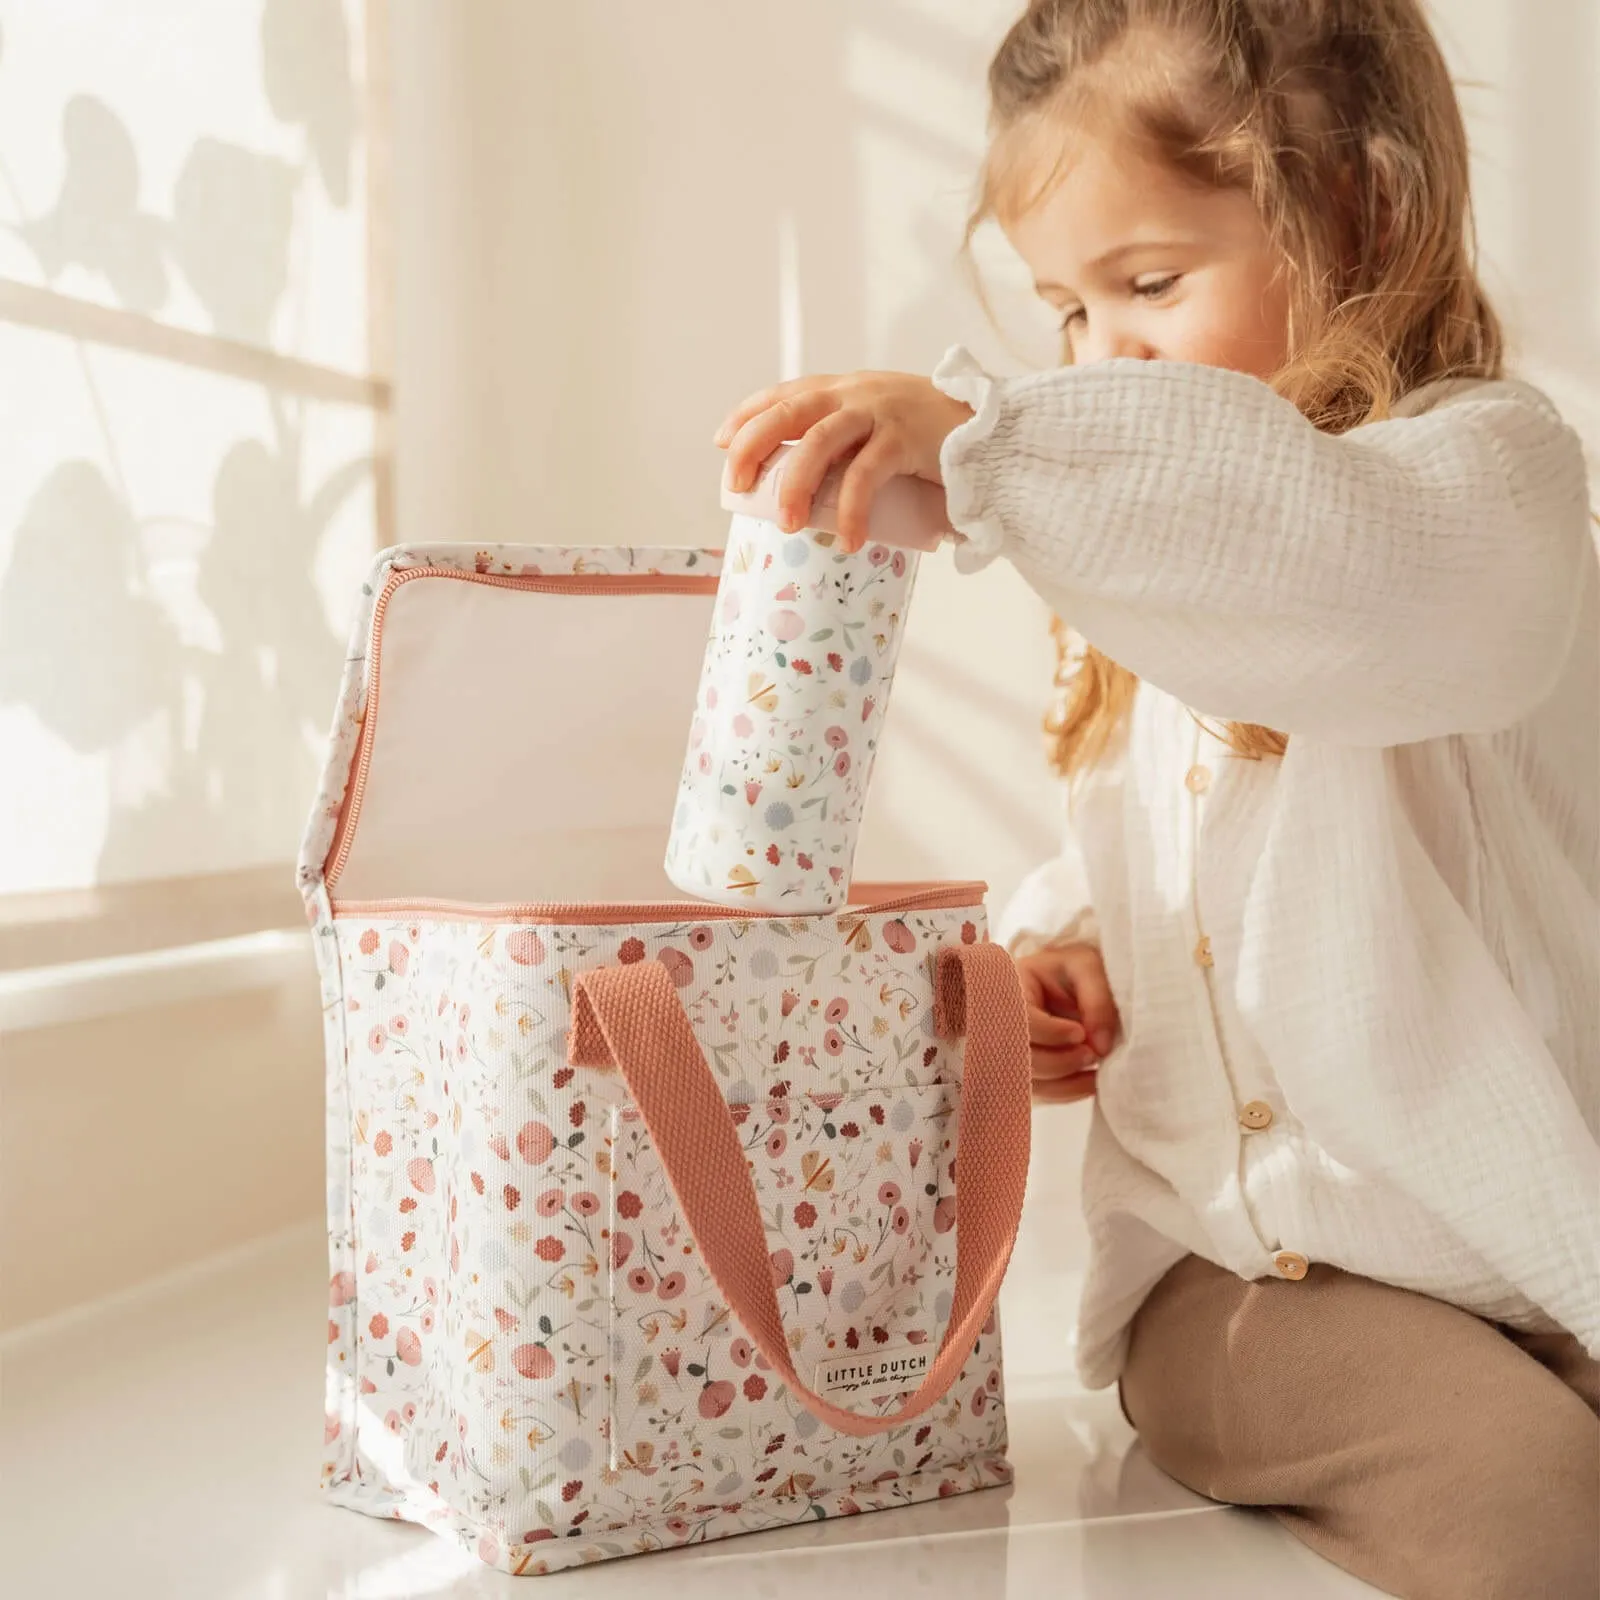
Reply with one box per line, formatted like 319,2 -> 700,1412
1,950 -> 327,1331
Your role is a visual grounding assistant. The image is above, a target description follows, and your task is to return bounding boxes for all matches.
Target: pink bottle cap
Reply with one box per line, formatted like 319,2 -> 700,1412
720,442 -> 953,553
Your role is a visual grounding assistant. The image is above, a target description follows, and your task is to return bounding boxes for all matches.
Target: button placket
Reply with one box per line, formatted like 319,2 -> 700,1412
1185,720 -> 1286,1275
1182,723 -> 1263,1259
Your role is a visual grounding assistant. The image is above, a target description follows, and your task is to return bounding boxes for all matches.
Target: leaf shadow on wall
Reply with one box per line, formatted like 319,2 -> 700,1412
0,429 -> 361,887
0,462 -> 179,756
12,94 -> 169,313
262,0 -> 356,210
0,0 -> 367,891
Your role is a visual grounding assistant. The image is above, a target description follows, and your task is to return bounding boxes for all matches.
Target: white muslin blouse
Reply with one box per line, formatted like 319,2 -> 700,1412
931,348 -> 1600,1388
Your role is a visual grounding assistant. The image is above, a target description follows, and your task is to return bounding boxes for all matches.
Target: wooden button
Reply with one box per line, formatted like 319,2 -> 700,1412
1239,1100 -> 1274,1131
1274,1251 -> 1310,1280
1185,764 -> 1212,794
1194,935 -> 1214,968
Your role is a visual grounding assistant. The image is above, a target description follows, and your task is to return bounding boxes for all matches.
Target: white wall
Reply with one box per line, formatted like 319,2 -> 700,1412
1435,0 -> 1600,462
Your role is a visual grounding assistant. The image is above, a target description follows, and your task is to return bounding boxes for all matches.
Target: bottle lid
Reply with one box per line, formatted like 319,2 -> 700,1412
720,442 -> 953,552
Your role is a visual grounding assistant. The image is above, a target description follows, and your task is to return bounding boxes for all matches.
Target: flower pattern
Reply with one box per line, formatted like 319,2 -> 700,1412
317,892 -> 1008,1574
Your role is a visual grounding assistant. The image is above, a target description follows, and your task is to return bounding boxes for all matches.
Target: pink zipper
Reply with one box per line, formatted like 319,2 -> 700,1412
322,564 -> 721,893
328,881 -> 989,924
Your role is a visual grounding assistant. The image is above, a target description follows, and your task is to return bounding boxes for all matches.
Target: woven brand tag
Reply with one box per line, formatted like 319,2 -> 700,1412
812,1342 -> 930,1400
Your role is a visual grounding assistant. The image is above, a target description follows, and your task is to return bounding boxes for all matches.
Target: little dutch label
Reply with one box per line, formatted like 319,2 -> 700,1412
813,1342 -> 931,1400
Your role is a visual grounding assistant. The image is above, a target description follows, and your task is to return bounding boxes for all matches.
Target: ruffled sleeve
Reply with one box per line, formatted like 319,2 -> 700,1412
932,346 -> 1009,576
930,346 -> 1593,745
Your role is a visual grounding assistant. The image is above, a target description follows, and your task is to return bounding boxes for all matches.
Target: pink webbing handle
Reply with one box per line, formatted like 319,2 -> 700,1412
568,943 -> 1031,1437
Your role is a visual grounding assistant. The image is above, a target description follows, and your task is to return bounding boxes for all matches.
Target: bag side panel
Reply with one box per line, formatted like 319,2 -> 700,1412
313,879 -> 365,1498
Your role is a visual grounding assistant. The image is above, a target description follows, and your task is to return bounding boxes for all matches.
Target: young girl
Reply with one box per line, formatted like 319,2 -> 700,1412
715,2 -> 1598,1596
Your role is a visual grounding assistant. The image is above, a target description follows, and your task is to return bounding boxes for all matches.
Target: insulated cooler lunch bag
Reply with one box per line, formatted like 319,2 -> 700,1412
297,543 -> 1032,1575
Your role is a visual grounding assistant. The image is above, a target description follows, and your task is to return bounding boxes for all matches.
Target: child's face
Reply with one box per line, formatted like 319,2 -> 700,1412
1004,131 -> 1292,379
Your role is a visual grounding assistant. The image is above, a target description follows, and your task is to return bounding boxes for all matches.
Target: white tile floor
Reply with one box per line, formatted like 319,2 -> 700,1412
0,1219 -> 1386,1599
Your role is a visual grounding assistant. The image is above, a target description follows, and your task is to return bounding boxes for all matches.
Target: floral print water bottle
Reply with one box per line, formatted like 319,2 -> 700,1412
664,445 -> 949,913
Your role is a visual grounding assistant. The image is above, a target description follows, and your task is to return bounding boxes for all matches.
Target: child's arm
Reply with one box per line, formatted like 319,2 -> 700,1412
935,351 -> 1593,745
716,357 -> 1590,742
994,841 -> 1098,958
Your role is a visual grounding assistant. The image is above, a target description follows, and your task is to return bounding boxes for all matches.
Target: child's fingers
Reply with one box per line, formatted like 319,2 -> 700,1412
1031,1042 -> 1099,1080
714,378 -> 816,448
1038,976 -> 1080,1019
1026,1003 -> 1085,1050
1054,944 -> 1120,1057
834,432 -> 901,553
724,391 -> 841,493
776,410 -> 873,532
1032,1070 -> 1098,1105
1019,965 -> 1085,1046
714,393 -> 768,449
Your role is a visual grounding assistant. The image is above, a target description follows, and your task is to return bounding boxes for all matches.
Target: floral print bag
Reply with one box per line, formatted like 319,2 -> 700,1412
298,544 -> 1032,1575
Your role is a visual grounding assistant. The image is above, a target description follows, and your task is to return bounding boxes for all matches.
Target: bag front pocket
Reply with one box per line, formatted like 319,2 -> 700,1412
601,1080 -> 1002,1522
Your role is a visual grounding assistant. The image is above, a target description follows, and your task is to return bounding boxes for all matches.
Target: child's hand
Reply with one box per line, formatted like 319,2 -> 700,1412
1016,943 -> 1120,1105
713,373 -> 972,553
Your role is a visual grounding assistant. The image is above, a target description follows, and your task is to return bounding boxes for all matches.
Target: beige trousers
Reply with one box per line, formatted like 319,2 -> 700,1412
1119,1255 -> 1600,1600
